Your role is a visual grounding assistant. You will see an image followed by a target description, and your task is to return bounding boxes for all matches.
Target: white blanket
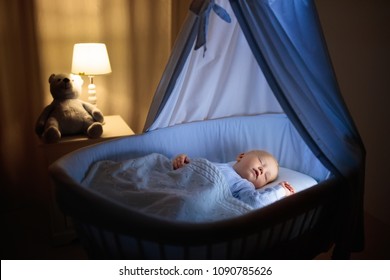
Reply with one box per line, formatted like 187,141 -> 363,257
82,153 -> 252,222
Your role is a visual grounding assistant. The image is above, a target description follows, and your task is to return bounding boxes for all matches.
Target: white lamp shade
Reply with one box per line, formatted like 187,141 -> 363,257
71,43 -> 112,75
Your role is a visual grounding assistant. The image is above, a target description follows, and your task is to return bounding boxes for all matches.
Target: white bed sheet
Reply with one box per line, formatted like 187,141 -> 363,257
264,167 -> 317,193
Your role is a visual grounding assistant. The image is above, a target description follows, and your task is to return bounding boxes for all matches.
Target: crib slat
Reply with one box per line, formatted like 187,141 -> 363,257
188,245 -> 207,259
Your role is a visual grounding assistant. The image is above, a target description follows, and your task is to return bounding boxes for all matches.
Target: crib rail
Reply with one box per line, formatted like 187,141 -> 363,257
74,209 -> 332,259
55,176 -> 341,259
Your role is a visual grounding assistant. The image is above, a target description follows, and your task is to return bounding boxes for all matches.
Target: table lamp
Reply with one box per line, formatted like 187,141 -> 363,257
71,43 -> 112,105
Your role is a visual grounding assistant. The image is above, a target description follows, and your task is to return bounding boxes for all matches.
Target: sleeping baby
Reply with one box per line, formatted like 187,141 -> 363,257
172,150 -> 295,208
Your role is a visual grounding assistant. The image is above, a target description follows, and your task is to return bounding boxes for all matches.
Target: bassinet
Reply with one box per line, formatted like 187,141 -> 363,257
49,0 -> 365,259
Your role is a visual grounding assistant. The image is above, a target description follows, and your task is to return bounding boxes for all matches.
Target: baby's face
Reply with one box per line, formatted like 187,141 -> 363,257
233,151 -> 278,189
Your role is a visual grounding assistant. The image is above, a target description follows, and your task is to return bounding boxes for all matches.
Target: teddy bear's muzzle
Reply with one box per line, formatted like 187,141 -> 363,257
62,78 -> 71,89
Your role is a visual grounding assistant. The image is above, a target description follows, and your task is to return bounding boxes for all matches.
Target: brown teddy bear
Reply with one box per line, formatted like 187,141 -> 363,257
35,73 -> 104,143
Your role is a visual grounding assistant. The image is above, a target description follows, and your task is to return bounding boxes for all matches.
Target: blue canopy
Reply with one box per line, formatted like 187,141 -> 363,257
144,0 -> 365,254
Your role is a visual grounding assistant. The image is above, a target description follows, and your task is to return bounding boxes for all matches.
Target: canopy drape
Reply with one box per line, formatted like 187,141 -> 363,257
144,0 -> 365,254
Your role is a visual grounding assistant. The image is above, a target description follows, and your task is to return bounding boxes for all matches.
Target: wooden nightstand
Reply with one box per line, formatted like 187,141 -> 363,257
40,115 -> 134,245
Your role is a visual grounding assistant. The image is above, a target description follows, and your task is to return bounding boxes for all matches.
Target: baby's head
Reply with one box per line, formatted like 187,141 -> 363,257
233,150 -> 279,189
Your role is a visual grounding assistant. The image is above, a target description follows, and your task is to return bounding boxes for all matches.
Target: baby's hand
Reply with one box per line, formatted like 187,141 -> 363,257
172,154 -> 190,170
280,181 -> 295,196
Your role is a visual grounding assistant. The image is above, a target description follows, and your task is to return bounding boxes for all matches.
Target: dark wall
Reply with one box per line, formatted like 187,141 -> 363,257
315,0 -> 390,225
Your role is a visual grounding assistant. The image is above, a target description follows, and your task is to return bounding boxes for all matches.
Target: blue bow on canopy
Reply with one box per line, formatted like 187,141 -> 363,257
190,0 -> 231,55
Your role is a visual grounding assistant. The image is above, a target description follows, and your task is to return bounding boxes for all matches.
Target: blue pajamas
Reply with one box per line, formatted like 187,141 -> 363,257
214,162 -> 285,208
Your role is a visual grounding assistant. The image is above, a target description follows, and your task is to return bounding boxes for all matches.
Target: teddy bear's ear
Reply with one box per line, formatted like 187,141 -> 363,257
49,74 -> 56,83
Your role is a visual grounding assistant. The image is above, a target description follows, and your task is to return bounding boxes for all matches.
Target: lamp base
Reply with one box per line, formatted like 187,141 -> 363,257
88,76 -> 97,105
